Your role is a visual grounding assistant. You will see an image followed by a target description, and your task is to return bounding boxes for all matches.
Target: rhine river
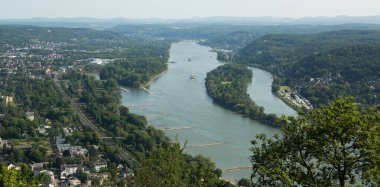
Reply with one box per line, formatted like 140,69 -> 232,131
121,41 -> 296,181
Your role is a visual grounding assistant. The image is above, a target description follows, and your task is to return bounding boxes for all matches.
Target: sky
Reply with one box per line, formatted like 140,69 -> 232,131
0,0 -> 379,19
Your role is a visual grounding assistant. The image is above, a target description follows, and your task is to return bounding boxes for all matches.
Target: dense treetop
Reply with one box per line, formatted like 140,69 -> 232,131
235,30 -> 380,68
250,97 -> 380,186
205,63 -> 278,125
280,43 -> 380,106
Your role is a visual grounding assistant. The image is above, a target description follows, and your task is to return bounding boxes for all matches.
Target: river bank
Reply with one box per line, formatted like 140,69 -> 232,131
121,41 -> 292,181
275,89 -> 313,111
140,70 -> 168,89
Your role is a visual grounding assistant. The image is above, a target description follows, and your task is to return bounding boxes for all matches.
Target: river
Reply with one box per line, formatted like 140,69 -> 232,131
121,41 -> 296,181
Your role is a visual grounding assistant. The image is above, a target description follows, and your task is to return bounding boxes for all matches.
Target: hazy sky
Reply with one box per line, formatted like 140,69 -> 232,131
0,0 -> 379,19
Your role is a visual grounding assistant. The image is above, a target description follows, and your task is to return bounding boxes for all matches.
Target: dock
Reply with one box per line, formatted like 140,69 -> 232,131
185,141 -> 225,149
222,166 -> 251,173
140,86 -> 155,96
159,126 -> 192,131
120,87 -> 129,92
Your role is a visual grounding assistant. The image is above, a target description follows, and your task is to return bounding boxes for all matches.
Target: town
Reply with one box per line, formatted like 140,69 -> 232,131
0,27 -> 142,186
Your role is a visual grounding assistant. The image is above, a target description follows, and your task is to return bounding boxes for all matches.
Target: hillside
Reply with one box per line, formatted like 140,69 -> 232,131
275,43 -> 380,106
0,25 -> 122,43
235,30 -> 380,69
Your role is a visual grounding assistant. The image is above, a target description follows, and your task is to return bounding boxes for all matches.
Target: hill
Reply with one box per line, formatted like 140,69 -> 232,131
277,43 -> 380,106
235,30 -> 380,70
205,24 -> 380,50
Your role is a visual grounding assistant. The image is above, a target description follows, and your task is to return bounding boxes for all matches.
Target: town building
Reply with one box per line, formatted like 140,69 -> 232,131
94,160 -> 108,172
60,164 -> 80,179
25,111 -> 35,121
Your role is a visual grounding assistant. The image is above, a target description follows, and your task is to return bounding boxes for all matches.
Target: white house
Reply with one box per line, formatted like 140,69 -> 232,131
25,111 -> 35,121
94,160 -> 108,172
60,164 -> 79,179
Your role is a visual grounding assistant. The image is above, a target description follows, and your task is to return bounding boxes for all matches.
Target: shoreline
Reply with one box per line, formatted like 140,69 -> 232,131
139,70 -> 167,89
275,88 -> 313,111
274,91 -> 303,112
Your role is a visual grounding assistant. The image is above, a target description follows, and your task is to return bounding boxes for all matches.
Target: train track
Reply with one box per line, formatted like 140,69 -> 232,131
53,77 -> 140,167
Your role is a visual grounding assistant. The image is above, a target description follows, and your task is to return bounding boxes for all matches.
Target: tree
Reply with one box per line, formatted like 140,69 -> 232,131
0,164 -> 38,187
75,170 -> 88,183
135,142 -> 226,187
186,155 -> 221,187
92,177 -> 100,186
135,142 -> 186,187
250,97 -> 380,187
238,178 -> 253,187
62,150 -> 71,157
28,145 -> 47,162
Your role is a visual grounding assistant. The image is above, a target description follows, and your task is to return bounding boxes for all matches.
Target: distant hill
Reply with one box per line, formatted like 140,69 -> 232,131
235,30 -> 380,69
281,43 -> 380,106
0,25 -> 123,44
204,24 -> 380,50
1,15 -> 380,28
232,30 -> 380,107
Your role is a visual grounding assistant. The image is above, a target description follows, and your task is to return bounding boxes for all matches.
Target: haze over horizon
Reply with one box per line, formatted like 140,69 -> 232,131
1,0 -> 379,19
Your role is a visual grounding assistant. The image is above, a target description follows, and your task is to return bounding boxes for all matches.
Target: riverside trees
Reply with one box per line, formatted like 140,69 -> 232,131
250,97 -> 380,186
135,142 -> 225,187
205,63 -> 277,126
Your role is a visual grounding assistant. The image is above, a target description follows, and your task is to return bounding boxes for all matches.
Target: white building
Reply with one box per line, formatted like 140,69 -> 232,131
95,161 -> 108,172
60,164 -> 79,179
25,111 -> 35,121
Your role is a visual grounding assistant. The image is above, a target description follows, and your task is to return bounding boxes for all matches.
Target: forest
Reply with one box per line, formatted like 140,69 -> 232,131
249,97 -> 380,186
205,63 -> 278,126
109,23 -> 380,50
97,41 -> 170,87
235,30 -> 380,69
234,30 -> 380,107
279,43 -> 380,106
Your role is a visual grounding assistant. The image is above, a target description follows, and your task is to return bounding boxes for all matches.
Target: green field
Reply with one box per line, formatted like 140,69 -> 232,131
279,86 -> 291,92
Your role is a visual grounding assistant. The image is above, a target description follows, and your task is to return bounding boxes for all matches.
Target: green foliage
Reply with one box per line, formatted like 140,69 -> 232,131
236,30 -> 380,107
109,24 -> 380,50
236,30 -> 380,68
62,71 -> 171,157
0,77 -> 76,140
0,164 -> 38,187
206,63 -> 278,125
28,144 -> 47,162
99,57 -> 167,87
136,142 -> 224,187
75,170 -> 88,183
238,178 -> 253,187
136,143 -> 186,187
282,43 -> 380,106
250,97 -> 380,186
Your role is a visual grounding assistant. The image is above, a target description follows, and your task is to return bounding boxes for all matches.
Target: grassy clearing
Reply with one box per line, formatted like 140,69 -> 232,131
280,86 -> 291,92
221,81 -> 232,85
8,139 -> 51,151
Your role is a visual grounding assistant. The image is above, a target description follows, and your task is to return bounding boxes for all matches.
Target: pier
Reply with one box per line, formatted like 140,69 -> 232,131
127,104 -> 155,110
140,86 -> 155,96
222,166 -> 251,173
185,141 -> 225,149
159,126 -> 192,131
146,113 -> 169,121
